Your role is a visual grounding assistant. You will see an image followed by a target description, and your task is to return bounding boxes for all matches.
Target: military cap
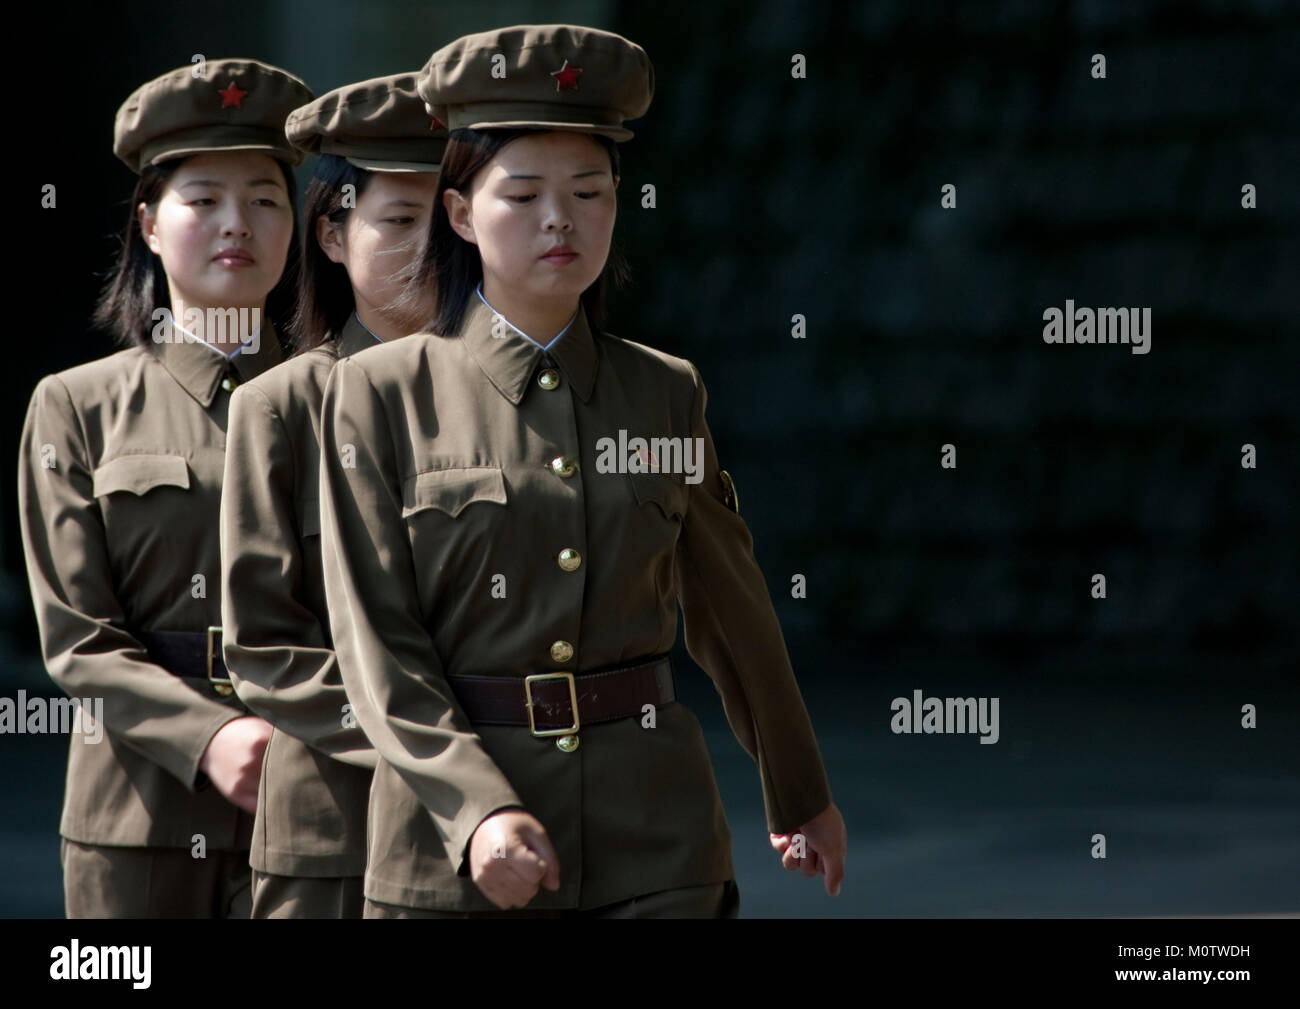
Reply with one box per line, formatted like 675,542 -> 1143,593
286,72 -> 447,172
114,58 -> 313,173
417,24 -> 653,141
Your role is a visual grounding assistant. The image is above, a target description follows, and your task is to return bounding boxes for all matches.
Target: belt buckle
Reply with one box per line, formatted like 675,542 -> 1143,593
206,626 -> 233,696
524,672 -> 580,737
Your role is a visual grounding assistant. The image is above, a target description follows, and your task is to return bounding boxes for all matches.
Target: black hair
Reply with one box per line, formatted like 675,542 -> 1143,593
293,154 -> 441,354
93,156 -> 300,347
422,127 -> 628,338
290,154 -> 372,353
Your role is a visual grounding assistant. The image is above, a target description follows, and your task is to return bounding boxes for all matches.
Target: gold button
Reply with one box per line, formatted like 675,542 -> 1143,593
537,368 -> 560,390
550,640 -> 574,663
550,456 -> 576,478
213,683 -> 234,697
557,548 -> 582,572
556,734 -> 580,753
221,377 -> 236,392
719,469 -> 739,513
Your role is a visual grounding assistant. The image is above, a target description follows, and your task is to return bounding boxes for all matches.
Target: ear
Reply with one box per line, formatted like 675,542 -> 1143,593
137,202 -> 162,256
442,187 -> 477,246
613,174 -> 621,190
316,214 -> 346,264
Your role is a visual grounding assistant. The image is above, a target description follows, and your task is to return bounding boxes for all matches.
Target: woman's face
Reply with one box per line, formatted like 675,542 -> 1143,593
317,170 -> 439,331
139,151 -> 294,315
445,131 -> 617,307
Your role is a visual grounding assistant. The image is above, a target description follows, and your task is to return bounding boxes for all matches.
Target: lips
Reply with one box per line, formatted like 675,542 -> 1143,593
541,244 -> 577,263
213,248 -> 255,266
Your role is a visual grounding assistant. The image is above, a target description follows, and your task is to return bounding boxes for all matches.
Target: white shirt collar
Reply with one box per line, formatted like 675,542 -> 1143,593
177,323 -> 253,360
475,283 -> 577,351
354,311 -> 385,345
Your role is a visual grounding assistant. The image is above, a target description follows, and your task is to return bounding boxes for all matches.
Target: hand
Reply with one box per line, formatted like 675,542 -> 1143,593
468,809 -> 561,910
769,802 -> 847,896
198,716 -> 273,813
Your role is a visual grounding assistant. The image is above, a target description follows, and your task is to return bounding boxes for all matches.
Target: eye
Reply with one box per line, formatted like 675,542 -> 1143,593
383,217 -> 415,225
575,191 -> 600,199
506,194 -> 536,204
253,197 -> 281,207
187,197 -> 216,206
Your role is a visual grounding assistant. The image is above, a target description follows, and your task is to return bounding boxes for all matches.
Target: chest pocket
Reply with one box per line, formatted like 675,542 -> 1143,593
92,453 -> 190,497
629,472 -> 688,522
402,466 -> 507,519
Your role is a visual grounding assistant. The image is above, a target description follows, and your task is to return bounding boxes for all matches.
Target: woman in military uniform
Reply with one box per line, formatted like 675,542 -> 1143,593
219,73 -> 444,919
17,59 -> 311,918
319,25 -> 846,917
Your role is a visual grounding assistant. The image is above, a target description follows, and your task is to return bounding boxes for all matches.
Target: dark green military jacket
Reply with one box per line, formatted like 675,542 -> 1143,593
18,327 -> 285,847
319,297 -> 832,911
221,315 -> 378,877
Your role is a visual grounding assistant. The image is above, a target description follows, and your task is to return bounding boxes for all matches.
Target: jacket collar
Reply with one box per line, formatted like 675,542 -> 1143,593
336,312 -> 385,359
148,320 -> 285,407
459,295 -> 597,406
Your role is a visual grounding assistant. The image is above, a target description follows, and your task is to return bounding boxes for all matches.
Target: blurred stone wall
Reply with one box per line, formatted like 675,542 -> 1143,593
608,0 -> 1299,678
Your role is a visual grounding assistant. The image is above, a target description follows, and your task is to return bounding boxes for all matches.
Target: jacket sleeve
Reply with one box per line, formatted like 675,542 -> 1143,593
674,362 -> 833,834
220,383 -> 375,769
17,375 -> 245,790
318,358 -> 523,872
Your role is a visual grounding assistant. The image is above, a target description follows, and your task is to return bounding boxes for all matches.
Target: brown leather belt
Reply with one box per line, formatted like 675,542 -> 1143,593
446,656 -> 675,736
134,627 -> 235,696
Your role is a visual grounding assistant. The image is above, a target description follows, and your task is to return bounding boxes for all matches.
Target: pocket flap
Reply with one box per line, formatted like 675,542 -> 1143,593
629,472 -> 688,520
402,466 -> 506,519
92,454 -> 190,497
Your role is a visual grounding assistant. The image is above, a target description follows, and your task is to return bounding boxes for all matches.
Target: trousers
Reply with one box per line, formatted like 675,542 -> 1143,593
61,838 -> 252,918
364,879 -> 740,919
250,869 -> 365,919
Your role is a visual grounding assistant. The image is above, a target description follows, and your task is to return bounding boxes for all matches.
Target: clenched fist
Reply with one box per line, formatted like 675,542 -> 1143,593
199,716 -> 273,813
468,809 -> 561,909
769,802 -> 847,897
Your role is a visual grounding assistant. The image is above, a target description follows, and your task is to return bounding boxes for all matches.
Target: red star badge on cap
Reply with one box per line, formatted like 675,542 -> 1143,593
550,59 -> 582,92
218,80 -> 248,109
217,81 -> 246,108
429,114 -> 443,130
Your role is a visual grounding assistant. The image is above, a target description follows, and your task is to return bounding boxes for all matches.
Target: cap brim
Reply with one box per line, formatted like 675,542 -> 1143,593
344,156 -> 441,173
148,142 -> 302,166
463,119 -> 634,142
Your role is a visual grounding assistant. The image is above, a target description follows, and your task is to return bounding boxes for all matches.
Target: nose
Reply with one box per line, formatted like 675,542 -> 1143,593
541,194 -> 573,234
219,201 -> 253,239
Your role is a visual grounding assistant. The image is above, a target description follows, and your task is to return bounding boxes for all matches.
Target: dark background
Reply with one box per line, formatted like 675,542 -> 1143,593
3,0 -> 1297,916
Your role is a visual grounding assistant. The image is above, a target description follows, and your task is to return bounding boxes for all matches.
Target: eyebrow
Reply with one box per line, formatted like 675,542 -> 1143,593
179,178 -> 285,189
503,169 -> 608,181
380,199 -> 426,208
